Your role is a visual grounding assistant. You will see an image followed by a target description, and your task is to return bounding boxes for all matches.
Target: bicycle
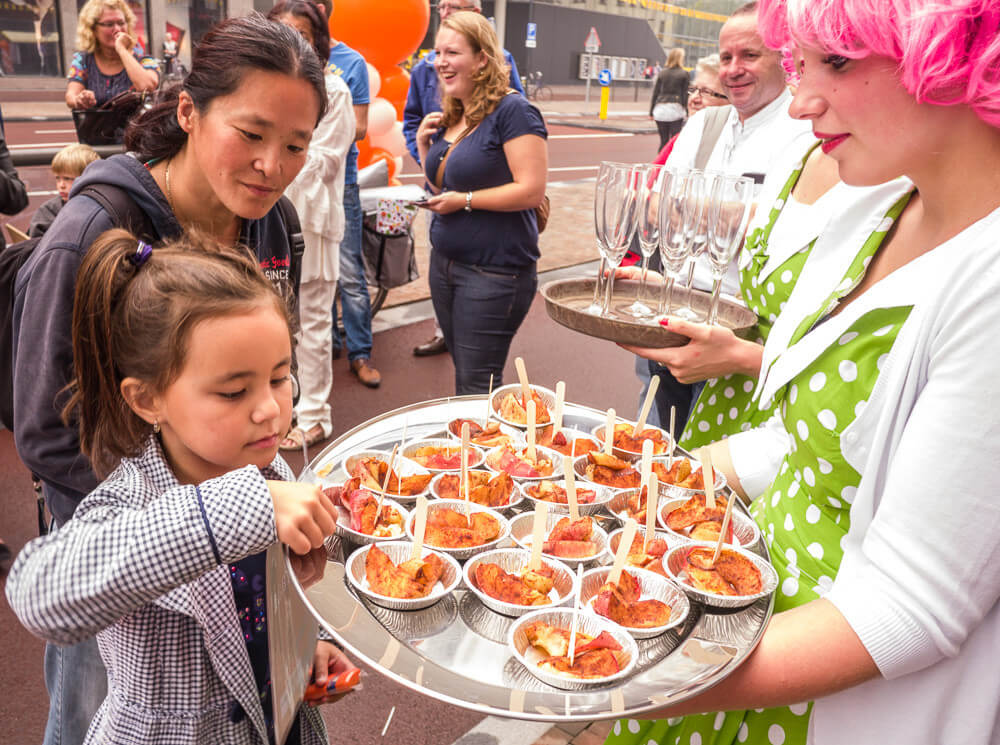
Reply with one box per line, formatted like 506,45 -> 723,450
524,71 -> 553,102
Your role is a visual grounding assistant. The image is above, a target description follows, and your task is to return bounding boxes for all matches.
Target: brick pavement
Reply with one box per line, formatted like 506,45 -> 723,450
532,720 -> 615,745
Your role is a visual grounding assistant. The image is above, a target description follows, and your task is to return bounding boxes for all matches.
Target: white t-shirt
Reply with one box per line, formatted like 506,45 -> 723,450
667,89 -> 814,295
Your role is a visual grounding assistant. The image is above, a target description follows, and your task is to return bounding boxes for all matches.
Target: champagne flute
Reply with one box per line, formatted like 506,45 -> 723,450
672,170 -> 715,321
586,162 -> 621,315
705,175 -> 754,325
620,163 -> 662,318
599,162 -> 641,316
656,169 -> 705,316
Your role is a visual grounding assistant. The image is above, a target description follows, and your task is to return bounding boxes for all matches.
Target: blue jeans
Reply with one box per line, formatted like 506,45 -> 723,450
332,183 -> 372,362
429,251 -> 536,395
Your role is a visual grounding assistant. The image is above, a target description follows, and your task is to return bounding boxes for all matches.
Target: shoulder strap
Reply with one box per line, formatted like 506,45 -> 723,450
77,184 -> 156,244
275,195 -> 305,298
433,123 -> 475,191
694,105 -> 732,171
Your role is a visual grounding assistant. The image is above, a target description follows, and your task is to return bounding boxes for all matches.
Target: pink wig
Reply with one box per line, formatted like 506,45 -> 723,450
758,0 -> 1000,127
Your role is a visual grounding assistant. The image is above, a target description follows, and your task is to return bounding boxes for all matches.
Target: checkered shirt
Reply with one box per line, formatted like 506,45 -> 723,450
5,437 -> 328,745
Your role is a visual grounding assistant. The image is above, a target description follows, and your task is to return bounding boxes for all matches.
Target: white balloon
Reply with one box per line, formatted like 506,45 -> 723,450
367,97 -> 396,137
367,63 -> 381,98
370,120 -> 407,159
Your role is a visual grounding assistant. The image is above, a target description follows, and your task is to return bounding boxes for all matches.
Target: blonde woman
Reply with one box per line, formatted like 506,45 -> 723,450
416,12 -> 548,394
65,0 -> 159,111
649,47 -> 689,148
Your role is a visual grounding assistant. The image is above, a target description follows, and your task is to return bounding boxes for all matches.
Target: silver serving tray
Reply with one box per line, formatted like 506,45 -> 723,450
291,396 -> 773,722
541,278 -> 757,348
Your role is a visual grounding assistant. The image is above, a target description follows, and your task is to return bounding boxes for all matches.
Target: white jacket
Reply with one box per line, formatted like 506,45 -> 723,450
731,204 -> 1000,744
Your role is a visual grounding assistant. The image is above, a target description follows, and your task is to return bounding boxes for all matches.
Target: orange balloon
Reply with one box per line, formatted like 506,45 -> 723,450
356,135 -> 373,168
379,67 -> 411,117
330,0 -> 429,71
369,146 -> 397,180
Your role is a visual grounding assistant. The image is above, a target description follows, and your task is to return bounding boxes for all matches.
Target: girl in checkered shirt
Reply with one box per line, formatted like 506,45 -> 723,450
6,229 -> 356,745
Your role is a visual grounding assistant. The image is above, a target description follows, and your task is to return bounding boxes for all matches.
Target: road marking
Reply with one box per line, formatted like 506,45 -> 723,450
33,129 -> 77,135
9,141 -> 78,149
29,190 -> 59,197
549,133 -> 633,139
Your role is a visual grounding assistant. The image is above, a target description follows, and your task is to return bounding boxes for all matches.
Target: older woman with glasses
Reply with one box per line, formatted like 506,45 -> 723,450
654,54 -> 727,164
65,0 -> 159,112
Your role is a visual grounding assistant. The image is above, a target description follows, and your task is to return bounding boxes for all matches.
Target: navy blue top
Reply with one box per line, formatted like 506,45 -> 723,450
424,94 -> 547,269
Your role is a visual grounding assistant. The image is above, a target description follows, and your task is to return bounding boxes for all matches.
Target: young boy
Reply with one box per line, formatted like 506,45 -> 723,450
27,143 -> 99,238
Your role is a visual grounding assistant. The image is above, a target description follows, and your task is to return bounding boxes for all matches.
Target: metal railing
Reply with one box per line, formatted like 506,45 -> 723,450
10,144 -> 122,168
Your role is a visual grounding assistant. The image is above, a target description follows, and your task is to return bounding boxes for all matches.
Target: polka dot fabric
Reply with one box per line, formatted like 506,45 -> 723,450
680,148 -> 817,450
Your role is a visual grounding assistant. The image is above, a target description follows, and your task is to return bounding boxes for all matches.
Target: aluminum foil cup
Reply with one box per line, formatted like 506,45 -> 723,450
405,499 -> 511,561
652,455 -> 728,500
663,541 -> 778,610
401,438 -> 486,473
445,418 -> 525,449
606,527 -> 676,576
429,470 -> 524,511
345,541 -> 462,611
339,449 -> 432,502
657,497 -> 761,548
540,428 -> 602,459
508,608 -> 639,690
519,478 -> 615,516
488,383 -> 558,429
483,444 -> 563,484
572,453 -> 640,496
463,548 -> 577,617
509,510 -> 609,568
334,497 -> 409,546
589,421 -> 673,462
579,565 -> 690,639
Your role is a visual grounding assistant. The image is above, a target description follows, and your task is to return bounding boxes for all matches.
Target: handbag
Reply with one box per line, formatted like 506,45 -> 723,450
361,212 -> 418,290
434,100 -> 550,235
72,89 -> 146,146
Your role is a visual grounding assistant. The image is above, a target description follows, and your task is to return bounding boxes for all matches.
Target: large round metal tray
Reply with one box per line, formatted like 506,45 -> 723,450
541,277 -> 757,348
290,395 -> 773,722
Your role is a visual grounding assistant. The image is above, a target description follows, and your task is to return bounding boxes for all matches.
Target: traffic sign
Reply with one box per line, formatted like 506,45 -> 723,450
598,68 -> 612,86
584,26 -> 601,53
526,22 -> 537,49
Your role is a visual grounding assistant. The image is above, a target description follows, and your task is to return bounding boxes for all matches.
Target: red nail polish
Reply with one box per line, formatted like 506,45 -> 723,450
660,318 -> 669,327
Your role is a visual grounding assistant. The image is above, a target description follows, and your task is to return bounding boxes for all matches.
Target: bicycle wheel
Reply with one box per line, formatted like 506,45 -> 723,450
536,85 -> 553,102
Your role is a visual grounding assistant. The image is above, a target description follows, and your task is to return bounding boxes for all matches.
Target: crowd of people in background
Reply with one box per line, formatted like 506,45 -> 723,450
2,0 -> 1000,744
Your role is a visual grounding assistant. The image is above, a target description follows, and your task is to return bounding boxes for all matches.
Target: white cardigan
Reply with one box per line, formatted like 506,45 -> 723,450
729,204 -> 1000,744
283,71 -> 356,282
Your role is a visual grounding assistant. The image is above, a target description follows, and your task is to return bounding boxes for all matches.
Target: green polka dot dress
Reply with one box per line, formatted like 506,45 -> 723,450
680,146 -> 817,450
606,191 -> 915,745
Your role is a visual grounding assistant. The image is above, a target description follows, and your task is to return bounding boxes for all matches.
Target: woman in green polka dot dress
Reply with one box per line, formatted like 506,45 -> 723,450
604,0 -> 1000,743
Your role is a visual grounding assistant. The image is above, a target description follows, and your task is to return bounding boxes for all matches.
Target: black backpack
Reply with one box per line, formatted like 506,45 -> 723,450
0,187 -> 304,430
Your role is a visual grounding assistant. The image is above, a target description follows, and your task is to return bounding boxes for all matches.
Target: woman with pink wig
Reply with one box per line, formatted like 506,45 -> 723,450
606,1 -> 1000,744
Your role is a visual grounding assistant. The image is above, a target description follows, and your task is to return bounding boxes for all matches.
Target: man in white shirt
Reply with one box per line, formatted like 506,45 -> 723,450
643,0 -> 812,433
668,0 -> 813,296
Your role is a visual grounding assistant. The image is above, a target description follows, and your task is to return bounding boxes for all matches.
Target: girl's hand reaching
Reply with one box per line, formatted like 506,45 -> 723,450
266,481 -> 338,555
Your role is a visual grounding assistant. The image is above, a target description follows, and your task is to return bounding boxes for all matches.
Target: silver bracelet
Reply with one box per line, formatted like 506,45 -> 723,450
464,192 -> 473,212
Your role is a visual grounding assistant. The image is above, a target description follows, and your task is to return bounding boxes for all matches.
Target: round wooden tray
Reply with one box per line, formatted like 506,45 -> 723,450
541,278 -> 757,348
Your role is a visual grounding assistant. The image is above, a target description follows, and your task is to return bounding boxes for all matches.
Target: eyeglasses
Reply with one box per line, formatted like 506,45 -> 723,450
95,19 -> 128,28
438,3 -> 474,11
688,85 -> 728,100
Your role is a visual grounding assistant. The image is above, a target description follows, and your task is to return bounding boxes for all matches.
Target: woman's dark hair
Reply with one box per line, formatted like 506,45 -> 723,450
268,0 -> 330,63
63,228 -> 293,477
125,13 -> 327,160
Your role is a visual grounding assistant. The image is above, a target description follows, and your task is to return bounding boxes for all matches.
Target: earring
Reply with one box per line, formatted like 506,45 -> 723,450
153,419 -> 160,434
